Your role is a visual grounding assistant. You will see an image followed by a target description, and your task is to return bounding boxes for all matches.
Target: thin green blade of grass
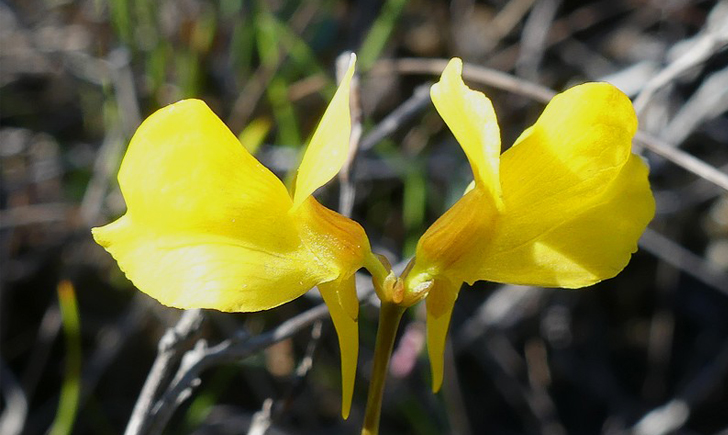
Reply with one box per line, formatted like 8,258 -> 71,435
172,4 -> 217,99
146,43 -> 171,99
220,0 -> 244,17
357,0 -> 408,71
49,281 -> 82,435
238,117 -> 272,155
191,4 -> 218,54
269,17 -> 336,99
108,0 -> 133,46
255,3 -> 302,147
176,49 -> 202,98
230,17 -> 256,80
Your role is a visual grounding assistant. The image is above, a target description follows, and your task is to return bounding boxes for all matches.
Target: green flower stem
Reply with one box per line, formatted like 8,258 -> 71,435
364,253 -> 390,287
361,301 -> 406,435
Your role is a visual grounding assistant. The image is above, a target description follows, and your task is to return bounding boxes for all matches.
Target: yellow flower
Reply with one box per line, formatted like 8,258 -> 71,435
92,55 -> 376,418
402,58 -> 655,392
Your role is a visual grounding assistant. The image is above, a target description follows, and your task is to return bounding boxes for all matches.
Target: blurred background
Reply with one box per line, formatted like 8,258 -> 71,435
2,0 -> 728,434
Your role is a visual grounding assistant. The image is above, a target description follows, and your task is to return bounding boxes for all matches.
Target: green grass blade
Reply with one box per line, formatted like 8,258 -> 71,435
358,0 -> 408,71
255,3 -> 302,146
49,281 -> 82,435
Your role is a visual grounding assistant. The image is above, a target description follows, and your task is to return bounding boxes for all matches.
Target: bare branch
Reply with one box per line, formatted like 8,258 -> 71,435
124,309 -> 203,435
359,83 -> 431,151
225,2 -> 320,133
146,303 -> 329,434
633,1 -> 728,114
376,57 -> 728,192
661,68 -> 728,145
0,360 -> 28,435
373,57 -> 557,102
516,0 -> 561,80
78,48 -> 141,226
634,131 -> 728,192
0,203 -> 70,229
639,228 -> 728,296
247,399 -> 274,435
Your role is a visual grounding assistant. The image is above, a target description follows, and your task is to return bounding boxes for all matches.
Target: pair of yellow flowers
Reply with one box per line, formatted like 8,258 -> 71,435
93,56 -> 654,418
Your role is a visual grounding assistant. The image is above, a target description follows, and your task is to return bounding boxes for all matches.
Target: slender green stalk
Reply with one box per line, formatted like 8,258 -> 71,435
358,0 -> 408,71
50,281 -> 82,435
361,302 -> 406,435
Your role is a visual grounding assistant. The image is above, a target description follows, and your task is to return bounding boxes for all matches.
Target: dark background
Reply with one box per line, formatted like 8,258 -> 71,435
2,0 -> 728,434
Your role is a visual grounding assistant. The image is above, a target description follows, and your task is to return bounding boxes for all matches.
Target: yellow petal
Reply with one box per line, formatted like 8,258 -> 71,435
414,81 -> 653,289
425,278 -> 460,393
413,186 -> 500,279
318,276 -> 359,419
467,83 -> 653,287
294,195 -> 373,280
475,154 -> 654,287
501,83 -> 637,220
430,58 -> 502,209
93,217 -> 327,311
292,183 -> 371,421
293,54 -> 356,209
117,99 -> 292,234
92,99 -> 333,311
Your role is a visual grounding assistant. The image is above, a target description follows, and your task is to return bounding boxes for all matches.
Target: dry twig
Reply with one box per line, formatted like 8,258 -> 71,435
375,57 -> 728,192
124,309 -> 204,435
